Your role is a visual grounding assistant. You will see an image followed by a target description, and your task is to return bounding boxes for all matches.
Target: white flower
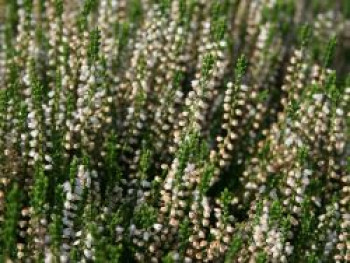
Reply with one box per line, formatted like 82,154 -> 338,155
303,169 -> 312,176
141,180 -> 151,188
143,231 -> 150,241
60,254 -> 69,263
30,130 -> 39,138
29,140 -> 37,147
86,233 -> 93,248
28,111 -> 36,119
336,108 -> 343,116
23,74 -> 30,85
63,182 -> 71,192
172,253 -> 180,261
301,177 -> 310,186
322,104 -> 330,115
48,90 -> 55,98
44,165 -> 53,171
44,251 -> 53,263
44,155 -> 52,162
29,149 -> 36,158
312,93 -> 323,101
63,228 -> 72,237
287,177 -> 295,187
153,223 -> 162,231
84,249 -> 92,259
295,195 -> 303,204
285,136 -> 293,147
116,226 -> 124,234
191,80 -> 199,88
285,243 -> 293,255
129,224 -> 136,235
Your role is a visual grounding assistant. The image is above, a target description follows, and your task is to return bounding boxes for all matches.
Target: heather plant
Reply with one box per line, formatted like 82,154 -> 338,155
0,0 -> 349,262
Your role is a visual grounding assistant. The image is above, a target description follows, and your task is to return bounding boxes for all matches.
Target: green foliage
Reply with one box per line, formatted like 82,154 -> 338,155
235,55 -> 247,85
323,37 -> 337,68
199,163 -> 214,194
225,234 -> 243,262
256,252 -> 268,263
220,188 -> 233,223
2,183 -> 21,259
31,163 -> 48,214
179,218 -> 191,255
133,204 -> 157,229
88,29 -> 101,64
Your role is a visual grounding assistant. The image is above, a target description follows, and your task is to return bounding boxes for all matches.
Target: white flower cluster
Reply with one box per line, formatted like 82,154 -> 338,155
0,0 -> 348,262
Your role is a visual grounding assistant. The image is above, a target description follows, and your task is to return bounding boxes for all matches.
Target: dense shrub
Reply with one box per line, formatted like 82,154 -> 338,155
0,0 -> 349,262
